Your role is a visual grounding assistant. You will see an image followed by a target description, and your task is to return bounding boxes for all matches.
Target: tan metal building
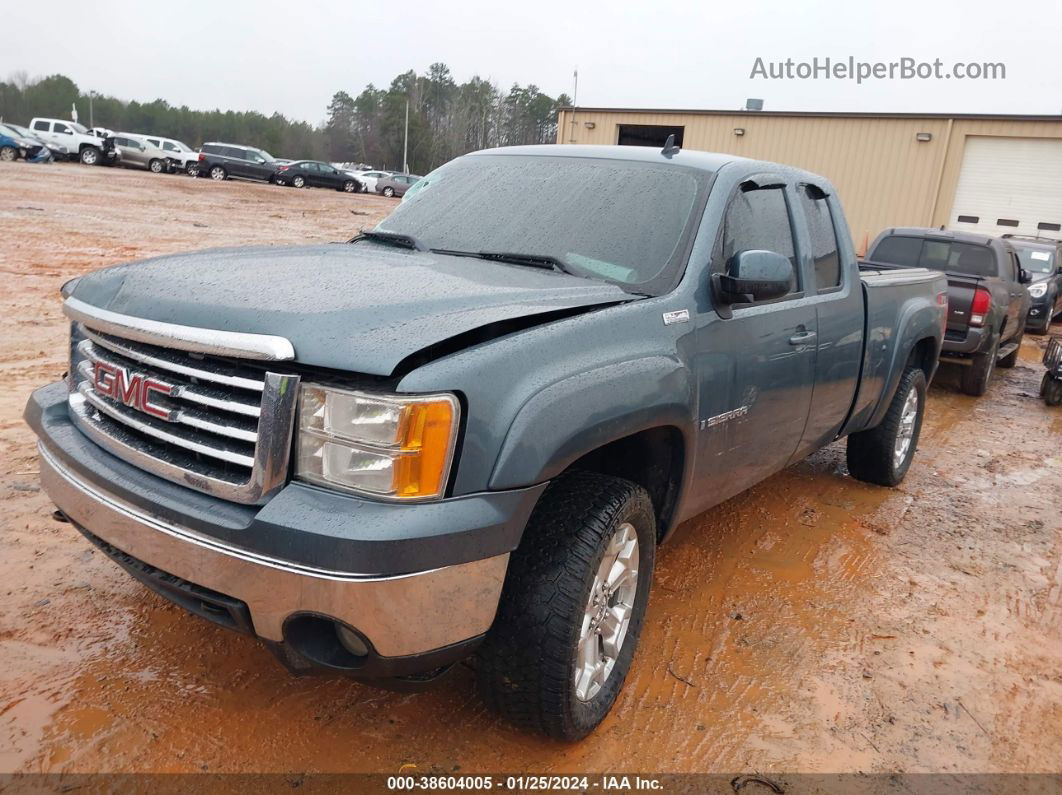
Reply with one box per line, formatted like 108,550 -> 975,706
555,107 -> 1062,253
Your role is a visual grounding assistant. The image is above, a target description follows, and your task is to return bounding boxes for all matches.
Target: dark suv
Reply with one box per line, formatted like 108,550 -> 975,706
1004,235 -> 1062,334
197,142 -> 280,183
868,227 -> 1031,396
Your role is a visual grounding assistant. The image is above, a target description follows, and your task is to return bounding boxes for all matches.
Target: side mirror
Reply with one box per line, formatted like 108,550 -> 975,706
1019,268 -> 1032,285
714,250 -> 794,305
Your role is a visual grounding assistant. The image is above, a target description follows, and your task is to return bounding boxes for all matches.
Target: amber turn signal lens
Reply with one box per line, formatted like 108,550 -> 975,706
394,400 -> 457,498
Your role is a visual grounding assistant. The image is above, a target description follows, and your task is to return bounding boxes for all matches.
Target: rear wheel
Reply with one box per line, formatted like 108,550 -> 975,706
292,175 -> 305,188
148,158 -> 164,174
847,366 -> 927,487
0,146 -> 17,161
1044,374 -> 1062,406
185,161 -> 198,176
382,186 -> 395,197
960,333 -> 999,396
477,471 -> 656,740
80,146 -> 100,165
998,328 -> 1023,368
342,180 -> 357,193
209,165 -> 227,181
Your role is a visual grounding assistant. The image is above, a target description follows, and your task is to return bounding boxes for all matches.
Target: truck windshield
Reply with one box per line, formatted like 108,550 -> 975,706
374,154 -> 710,295
1012,245 -> 1056,274
872,235 -> 997,278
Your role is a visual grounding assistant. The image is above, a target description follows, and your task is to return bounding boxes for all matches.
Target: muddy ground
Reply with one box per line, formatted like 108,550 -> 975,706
0,162 -> 1059,775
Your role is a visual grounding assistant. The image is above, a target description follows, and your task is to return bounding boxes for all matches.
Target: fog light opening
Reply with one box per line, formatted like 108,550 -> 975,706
283,614 -> 371,670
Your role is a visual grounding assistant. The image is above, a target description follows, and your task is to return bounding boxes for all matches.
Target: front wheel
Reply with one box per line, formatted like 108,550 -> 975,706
847,366 -> 927,487
477,471 -> 656,740
0,146 -> 17,162
80,146 -> 100,165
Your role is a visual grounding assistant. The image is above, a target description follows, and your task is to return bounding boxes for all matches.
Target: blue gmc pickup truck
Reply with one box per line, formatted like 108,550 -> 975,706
25,144 -> 947,739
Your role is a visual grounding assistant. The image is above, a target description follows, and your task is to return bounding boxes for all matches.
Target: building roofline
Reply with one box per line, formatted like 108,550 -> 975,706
557,107 -> 1062,122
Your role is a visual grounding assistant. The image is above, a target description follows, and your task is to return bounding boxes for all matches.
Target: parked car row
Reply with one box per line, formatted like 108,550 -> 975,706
865,226 -> 1061,396
3,117 -> 420,199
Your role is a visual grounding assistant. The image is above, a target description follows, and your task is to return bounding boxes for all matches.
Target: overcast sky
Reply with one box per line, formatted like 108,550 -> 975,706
6,0 -> 1061,123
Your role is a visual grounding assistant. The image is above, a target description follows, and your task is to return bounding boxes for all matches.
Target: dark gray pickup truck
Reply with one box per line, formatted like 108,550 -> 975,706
867,227 -> 1032,395
26,144 -> 947,740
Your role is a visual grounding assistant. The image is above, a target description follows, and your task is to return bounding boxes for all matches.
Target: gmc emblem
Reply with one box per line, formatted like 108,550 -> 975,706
93,361 -> 173,421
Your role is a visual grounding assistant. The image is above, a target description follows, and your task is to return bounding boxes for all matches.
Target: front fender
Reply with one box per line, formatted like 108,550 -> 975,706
489,356 -> 694,489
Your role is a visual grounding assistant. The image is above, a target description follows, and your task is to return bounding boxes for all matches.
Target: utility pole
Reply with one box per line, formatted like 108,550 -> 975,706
569,68 -> 579,143
403,99 -> 409,174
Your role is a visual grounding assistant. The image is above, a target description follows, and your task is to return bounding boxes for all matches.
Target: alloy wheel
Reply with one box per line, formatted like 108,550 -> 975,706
574,522 -> 640,702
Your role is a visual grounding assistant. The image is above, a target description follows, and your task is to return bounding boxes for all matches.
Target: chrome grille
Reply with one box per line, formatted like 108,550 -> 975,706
67,318 -> 299,505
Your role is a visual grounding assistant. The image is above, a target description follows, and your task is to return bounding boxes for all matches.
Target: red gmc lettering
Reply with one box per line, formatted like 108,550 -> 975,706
93,361 -> 173,419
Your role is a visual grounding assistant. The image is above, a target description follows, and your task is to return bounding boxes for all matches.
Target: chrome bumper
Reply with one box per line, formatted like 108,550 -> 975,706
39,442 -> 509,657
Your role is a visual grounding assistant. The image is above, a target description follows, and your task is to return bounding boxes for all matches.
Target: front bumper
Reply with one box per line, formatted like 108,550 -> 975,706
27,382 -> 546,675
1027,299 -> 1055,327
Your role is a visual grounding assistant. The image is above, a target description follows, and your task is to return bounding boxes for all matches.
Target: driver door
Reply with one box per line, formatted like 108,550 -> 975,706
696,181 -> 817,501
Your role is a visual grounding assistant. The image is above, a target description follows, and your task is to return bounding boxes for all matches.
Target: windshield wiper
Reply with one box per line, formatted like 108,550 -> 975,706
354,229 -> 428,251
432,249 -> 576,275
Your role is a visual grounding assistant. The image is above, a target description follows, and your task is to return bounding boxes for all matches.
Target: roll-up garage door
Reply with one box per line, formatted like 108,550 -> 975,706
948,136 -> 1062,239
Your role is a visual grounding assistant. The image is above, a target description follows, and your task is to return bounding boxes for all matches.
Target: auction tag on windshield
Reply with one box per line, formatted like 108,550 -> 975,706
1031,251 -> 1051,260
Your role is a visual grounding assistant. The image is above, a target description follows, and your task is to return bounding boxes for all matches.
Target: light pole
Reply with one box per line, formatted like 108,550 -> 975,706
402,99 -> 409,174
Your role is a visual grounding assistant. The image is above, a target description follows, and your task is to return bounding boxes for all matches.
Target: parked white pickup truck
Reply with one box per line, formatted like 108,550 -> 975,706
28,118 -> 120,165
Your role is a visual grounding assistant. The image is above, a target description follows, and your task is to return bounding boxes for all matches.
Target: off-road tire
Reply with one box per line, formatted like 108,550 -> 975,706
477,471 -> 656,741
960,333 -> 999,396
847,367 -> 927,487
209,165 -> 227,181
0,146 -> 17,162
149,158 -> 164,174
1044,374 -> 1062,406
998,328 -> 1023,368
80,146 -> 100,165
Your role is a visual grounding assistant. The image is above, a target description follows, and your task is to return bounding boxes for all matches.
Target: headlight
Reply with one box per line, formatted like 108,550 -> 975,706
296,384 -> 459,500
1028,282 -> 1048,298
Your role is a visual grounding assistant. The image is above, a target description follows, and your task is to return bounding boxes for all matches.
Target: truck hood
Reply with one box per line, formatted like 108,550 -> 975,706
68,243 -> 634,376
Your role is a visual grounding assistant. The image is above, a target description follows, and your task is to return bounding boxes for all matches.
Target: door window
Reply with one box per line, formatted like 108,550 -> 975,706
716,185 -> 799,298
799,186 -> 842,290
54,123 -> 70,134
33,120 -> 49,131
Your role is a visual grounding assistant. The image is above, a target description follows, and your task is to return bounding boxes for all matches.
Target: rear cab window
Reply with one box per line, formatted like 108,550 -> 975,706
872,235 -> 998,278
799,185 -> 842,291
33,120 -> 50,132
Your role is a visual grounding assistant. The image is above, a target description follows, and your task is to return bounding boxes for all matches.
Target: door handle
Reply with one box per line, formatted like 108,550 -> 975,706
789,331 -> 817,345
